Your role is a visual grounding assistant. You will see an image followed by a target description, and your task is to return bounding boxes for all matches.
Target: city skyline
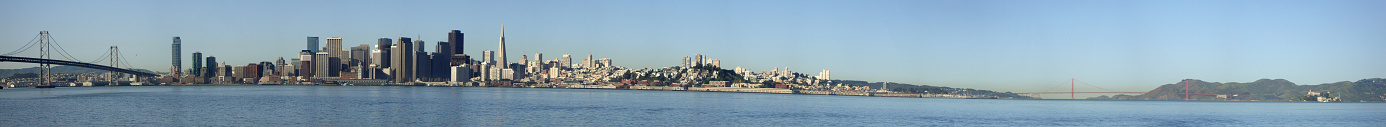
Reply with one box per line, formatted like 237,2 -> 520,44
2,0 -> 1384,98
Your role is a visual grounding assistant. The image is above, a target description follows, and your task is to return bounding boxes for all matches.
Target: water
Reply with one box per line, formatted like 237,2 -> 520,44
1,86 -> 1382,126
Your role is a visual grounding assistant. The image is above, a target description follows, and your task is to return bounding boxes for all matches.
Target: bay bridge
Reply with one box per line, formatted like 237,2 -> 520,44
2,31 -> 156,88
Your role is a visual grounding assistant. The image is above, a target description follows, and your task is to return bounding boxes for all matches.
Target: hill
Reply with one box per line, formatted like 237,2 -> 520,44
1090,78 -> 1386,102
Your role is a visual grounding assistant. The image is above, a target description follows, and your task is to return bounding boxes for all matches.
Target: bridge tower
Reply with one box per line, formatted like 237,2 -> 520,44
109,46 -> 120,83
38,31 -> 52,87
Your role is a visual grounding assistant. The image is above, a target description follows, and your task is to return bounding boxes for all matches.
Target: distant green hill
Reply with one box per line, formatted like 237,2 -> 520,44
1091,78 -> 1386,102
0,66 -> 156,78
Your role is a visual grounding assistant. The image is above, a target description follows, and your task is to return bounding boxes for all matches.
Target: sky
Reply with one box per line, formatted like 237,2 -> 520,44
3,0 -> 1384,98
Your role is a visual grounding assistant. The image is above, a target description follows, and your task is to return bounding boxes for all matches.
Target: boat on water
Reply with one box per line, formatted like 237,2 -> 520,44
35,85 -> 56,88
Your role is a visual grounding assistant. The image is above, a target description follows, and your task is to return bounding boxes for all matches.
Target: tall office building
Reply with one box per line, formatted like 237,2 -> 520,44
446,29 -> 462,56
483,50 -> 494,65
191,52 -> 202,77
683,56 -> 691,67
314,52 -> 332,78
413,40 -> 426,81
276,57 -> 287,76
307,37 -> 320,53
392,37 -> 414,83
695,54 -> 704,67
535,53 -> 542,65
377,38 -> 392,68
587,54 -> 593,68
369,48 -> 382,79
436,41 -> 450,60
297,51 -> 313,78
448,30 -> 464,65
326,37 -> 343,61
351,44 -> 369,74
205,56 -> 217,78
497,25 -> 508,69
561,54 -> 571,68
171,36 -> 181,76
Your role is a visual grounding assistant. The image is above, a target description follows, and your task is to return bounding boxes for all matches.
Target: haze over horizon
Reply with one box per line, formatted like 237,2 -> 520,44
3,0 -> 1384,98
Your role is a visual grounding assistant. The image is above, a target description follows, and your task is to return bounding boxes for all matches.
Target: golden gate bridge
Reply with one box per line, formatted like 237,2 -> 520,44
1016,78 -> 1216,100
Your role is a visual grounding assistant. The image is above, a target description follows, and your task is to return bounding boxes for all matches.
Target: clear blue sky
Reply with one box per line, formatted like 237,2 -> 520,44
3,0 -> 1384,98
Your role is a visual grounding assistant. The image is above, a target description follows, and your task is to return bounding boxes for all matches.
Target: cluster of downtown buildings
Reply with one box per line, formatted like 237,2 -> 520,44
163,27 -> 622,85
151,26 -> 1001,98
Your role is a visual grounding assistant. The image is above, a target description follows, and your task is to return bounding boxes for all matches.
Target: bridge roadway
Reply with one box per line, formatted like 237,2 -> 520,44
0,55 -> 157,76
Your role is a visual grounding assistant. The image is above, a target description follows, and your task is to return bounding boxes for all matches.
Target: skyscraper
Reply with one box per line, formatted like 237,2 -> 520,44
307,37 -> 320,53
327,37 -> 343,61
695,54 -> 704,67
392,37 -> 414,83
413,40 -> 426,81
205,56 -> 217,78
483,50 -> 493,65
377,38 -> 392,68
314,52 -> 332,78
449,30 -> 464,65
498,25 -> 508,69
436,41 -> 450,60
351,44 -> 369,74
561,54 -> 571,68
192,52 -> 203,77
172,36 -> 181,76
587,54 -> 593,68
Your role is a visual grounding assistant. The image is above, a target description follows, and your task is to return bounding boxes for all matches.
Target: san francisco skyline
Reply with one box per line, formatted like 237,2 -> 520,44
2,0 -> 1384,98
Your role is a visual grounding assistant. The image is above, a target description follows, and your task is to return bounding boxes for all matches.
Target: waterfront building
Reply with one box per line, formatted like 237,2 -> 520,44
171,36 -> 181,76
297,60 -> 312,78
191,52 -> 202,77
501,69 -> 515,80
370,48 -> 382,79
351,44 -> 370,78
392,37 -> 414,83
307,36 -> 319,53
452,65 -> 472,83
245,63 -> 261,80
259,61 -> 274,77
232,65 -> 245,79
205,56 -> 217,78
314,52 -> 337,78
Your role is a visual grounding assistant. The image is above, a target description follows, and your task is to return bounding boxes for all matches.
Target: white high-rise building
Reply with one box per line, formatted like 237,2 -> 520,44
561,54 -> 572,68
327,37 -> 343,60
683,56 -> 691,67
695,54 -> 704,67
451,66 -> 472,83
818,70 -> 830,80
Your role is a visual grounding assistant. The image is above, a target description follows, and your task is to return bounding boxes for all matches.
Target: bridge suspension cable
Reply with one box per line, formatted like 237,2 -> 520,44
2,34 -> 43,56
